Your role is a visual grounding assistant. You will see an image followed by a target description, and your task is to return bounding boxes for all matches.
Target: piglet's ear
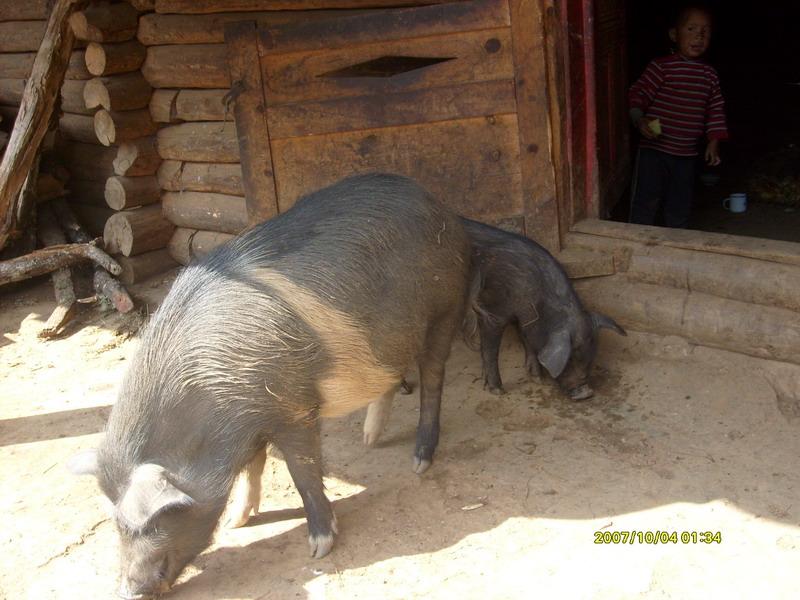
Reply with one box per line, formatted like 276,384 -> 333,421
538,328 -> 572,379
67,449 -> 100,477
591,312 -> 627,336
117,464 -> 195,531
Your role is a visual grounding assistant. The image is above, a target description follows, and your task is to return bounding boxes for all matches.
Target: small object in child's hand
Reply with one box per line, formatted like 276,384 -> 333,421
648,118 -> 662,136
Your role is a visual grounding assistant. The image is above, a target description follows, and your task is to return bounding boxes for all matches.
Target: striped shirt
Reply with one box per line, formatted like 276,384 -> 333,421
629,53 -> 728,156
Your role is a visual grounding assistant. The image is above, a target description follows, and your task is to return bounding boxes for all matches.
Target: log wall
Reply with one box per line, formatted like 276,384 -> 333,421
0,0 -> 177,282
138,5 -> 385,265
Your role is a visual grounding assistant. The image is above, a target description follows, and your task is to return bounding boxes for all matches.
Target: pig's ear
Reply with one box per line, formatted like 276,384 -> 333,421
67,449 -> 100,476
117,464 -> 195,531
538,328 -> 572,378
591,312 -> 627,336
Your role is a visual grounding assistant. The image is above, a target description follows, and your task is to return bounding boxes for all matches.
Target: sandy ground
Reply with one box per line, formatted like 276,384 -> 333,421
2,273 -> 800,600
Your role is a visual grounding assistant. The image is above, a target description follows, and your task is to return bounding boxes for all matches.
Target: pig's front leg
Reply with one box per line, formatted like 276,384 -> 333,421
480,319 -> 506,395
363,389 -> 395,447
520,328 -> 543,382
226,445 -> 268,528
275,418 -> 337,558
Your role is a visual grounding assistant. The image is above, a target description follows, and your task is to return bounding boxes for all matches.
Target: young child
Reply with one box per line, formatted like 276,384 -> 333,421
628,5 -> 728,228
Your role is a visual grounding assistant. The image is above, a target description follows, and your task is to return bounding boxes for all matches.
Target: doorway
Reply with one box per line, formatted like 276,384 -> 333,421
601,0 -> 800,243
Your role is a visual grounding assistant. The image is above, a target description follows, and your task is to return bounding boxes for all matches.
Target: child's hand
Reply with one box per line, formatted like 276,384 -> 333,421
637,117 -> 660,139
705,139 -> 721,166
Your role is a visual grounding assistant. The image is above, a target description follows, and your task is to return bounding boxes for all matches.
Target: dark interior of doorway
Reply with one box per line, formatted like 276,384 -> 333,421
607,0 -> 800,243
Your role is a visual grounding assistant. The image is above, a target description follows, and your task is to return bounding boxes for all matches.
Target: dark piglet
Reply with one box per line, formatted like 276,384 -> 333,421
463,218 -> 625,399
68,174 -> 472,599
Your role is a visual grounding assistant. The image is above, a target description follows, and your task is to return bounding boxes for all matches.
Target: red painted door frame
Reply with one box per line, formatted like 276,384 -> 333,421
562,0 -> 599,222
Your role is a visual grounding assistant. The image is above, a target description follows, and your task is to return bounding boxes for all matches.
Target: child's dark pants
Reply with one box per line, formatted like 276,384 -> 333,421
629,147 -> 696,228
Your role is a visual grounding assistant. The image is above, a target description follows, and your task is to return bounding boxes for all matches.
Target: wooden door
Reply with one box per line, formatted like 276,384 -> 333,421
593,0 -> 630,215
224,0 -> 560,250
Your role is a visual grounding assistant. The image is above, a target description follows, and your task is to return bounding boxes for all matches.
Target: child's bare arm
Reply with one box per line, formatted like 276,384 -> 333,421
705,139 -> 721,165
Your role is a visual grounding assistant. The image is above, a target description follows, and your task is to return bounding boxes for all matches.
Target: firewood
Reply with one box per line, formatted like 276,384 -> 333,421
103,204 -> 174,256
0,239 -> 121,286
113,137 -> 160,176
104,175 -> 160,210
37,203 -> 78,338
94,108 -> 157,146
85,40 -> 146,76
0,0 -> 90,252
69,1 -> 139,43
83,72 -> 152,111
51,197 -> 134,313
0,50 -> 90,80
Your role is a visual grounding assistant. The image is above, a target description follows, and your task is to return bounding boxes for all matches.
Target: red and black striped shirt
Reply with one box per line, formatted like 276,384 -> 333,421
629,53 -> 728,157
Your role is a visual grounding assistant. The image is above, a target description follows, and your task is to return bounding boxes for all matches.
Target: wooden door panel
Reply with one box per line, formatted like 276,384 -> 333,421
271,115 -> 523,219
258,0 -> 510,54
262,28 -> 514,106
266,79 -> 517,139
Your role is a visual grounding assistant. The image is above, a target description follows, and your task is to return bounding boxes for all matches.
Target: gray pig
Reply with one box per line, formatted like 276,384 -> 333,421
363,218 -> 625,446
68,174 -> 472,599
462,218 -> 625,399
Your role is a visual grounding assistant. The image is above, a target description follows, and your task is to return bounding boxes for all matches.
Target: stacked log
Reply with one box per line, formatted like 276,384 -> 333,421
137,8 -> 288,263
52,0 -> 177,283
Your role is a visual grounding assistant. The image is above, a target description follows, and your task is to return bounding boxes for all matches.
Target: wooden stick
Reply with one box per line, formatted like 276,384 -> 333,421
85,40 -> 146,76
83,72 -> 152,111
37,203 -> 78,338
70,1 -> 139,43
0,239 -> 121,285
0,0 -> 88,252
51,197 -> 134,313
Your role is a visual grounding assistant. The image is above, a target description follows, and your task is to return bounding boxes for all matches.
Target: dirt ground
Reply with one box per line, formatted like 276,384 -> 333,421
2,272 -> 800,600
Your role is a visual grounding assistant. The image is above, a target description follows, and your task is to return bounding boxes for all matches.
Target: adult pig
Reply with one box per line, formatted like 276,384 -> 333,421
463,218 -> 625,399
68,173 -> 472,599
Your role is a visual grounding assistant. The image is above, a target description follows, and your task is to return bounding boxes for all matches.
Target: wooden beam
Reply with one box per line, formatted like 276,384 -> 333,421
155,0 -> 423,13
83,72 -> 152,111
113,137 -> 161,176
156,121 -> 239,162
70,1 -> 139,43
224,20 -> 277,225
85,40 -> 146,76
0,0 -> 89,251
142,43 -> 229,88
103,204 -> 175,256
509,0 -> 559,252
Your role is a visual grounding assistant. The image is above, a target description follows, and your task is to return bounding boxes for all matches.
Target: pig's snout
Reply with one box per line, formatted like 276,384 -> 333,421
118,577 -> 170,600
567,383 -> 593,401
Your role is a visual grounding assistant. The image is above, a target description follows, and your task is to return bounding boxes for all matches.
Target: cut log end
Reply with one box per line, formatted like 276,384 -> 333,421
94,109 -> 116,146
85,42 -> 107,76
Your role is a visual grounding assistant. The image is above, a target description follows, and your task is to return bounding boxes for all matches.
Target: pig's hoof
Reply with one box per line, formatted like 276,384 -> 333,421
225,505 -> 254,529
363,429 -> 381,447
308,532 -> 335,559
412,456 -> 432,474
568,384 -> 594,401
488,386 -> 506,396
